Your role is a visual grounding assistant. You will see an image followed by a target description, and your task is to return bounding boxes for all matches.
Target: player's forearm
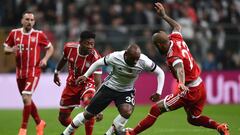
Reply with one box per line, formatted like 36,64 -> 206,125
153,66 -> 165,95
55,56 -> 67,73
94,74 -> 102,90
173,62 -> 185,84
3,46 -> 15,54
84,58 -> 105,78
43,45 -> 54,61
162,15 -> 181,32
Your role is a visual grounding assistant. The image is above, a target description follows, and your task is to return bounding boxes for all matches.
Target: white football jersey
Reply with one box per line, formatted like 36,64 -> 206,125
103,51 -> 156,92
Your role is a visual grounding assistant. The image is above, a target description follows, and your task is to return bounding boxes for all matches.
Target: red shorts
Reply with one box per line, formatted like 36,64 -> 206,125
163,82 -> 206,117
17,77 -> 40,95
60,83 -> 95,109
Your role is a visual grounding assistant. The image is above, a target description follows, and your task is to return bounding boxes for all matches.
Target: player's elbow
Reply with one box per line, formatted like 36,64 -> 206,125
175,24 -> 182,32
3,49 -> 12,55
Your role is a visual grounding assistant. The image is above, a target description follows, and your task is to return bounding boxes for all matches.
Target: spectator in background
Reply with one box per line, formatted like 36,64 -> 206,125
3,11 -> 54,135
202,51 -> 217,71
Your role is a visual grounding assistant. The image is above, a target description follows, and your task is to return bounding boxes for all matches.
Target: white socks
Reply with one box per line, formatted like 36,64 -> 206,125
105,114 -> 128,135
63,112 -> 85,135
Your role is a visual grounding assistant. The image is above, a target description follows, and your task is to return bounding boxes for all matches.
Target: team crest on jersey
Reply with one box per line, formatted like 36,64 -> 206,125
69,57 -> 74,61
86,62 -> 90,67
31,37 -> 36,42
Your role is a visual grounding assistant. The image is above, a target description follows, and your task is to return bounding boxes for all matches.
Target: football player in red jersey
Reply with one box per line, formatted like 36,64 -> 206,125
125,2 -> 229,135
54,31 -> 102,135
3,11 -> 54,135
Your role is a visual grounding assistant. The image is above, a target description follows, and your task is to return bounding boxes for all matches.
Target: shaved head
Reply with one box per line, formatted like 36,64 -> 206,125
152,31 -> 169,44
152,31 -> 170,55
124,44 -> 141,67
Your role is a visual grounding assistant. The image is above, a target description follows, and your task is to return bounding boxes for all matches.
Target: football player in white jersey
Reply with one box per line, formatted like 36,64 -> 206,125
61,44 -> 165,135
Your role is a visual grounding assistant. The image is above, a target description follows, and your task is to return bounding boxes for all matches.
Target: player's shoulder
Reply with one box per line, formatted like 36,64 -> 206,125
139,53 -> 151,61
104,51 -> 124,62
169,31 -> 183,40
64,42 -> 79,49
32,29 -> 44,34
109,50 -> 124,57
9,28 -> 21,33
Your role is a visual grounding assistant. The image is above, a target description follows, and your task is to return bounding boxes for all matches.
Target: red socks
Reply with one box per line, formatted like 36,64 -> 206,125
21,105 -> 31,128
133,104 -> 161,134
85,117 -> 95,135
59,108 -> 73,126
31,101 -> 41,124
187,115 -> 219,129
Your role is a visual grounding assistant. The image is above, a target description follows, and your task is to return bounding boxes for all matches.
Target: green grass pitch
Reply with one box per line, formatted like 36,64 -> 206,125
0,105 -> 239,135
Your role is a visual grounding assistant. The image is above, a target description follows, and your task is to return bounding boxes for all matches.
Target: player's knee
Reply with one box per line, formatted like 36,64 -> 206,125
58,112 -> 71,126
58,116 -> 69,126
22,95 -> 32,105
82,93 -> 94,107
187,116 -> 200,126
121,110 -> 133,119
150,103 -> 161,117
119,106 -> 133,119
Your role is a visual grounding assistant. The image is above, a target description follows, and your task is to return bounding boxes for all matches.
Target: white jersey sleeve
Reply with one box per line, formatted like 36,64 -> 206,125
139,54 -> 157,72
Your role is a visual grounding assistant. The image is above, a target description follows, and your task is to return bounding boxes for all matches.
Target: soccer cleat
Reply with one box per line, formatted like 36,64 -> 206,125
217,123 -> 229,135
18,128 -> 27,135
36,120 -> 46,135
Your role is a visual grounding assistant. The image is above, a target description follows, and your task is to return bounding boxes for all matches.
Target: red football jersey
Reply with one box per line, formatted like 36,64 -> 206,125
4,28 -> 51,79
63,42 -> 102,87
166,32 -> 200,82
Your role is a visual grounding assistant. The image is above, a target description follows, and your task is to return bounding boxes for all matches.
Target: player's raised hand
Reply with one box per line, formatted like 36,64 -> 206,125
150,93 -> 161,102
75,76 -> 87,85
154,2 -> 166,18
54,73 -> 61,86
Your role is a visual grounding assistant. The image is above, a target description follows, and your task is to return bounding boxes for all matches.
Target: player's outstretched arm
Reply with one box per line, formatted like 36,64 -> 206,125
54,56 -> 67,86
150,65 -> 165,102
154,2 -> 181,32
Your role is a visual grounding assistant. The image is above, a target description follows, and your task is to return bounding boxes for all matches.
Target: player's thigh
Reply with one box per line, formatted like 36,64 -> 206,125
60,85 -> 81,108
81,90 -> 95,107
86,85 -> 113,115
114,90 -> 135,111
184,83 -> 207,117
17,77 -> 40,95
163,93 -> 185,111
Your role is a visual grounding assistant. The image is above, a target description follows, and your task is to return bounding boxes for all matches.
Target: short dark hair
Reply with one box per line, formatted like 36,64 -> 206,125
80,31 -> 96,41
22,11 -> 34,17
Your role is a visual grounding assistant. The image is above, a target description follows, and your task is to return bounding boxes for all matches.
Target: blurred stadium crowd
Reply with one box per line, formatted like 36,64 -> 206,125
0,0 -> 240,72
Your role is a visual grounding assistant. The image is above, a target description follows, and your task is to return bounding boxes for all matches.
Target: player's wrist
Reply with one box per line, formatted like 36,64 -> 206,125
54,69 -> 60,74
